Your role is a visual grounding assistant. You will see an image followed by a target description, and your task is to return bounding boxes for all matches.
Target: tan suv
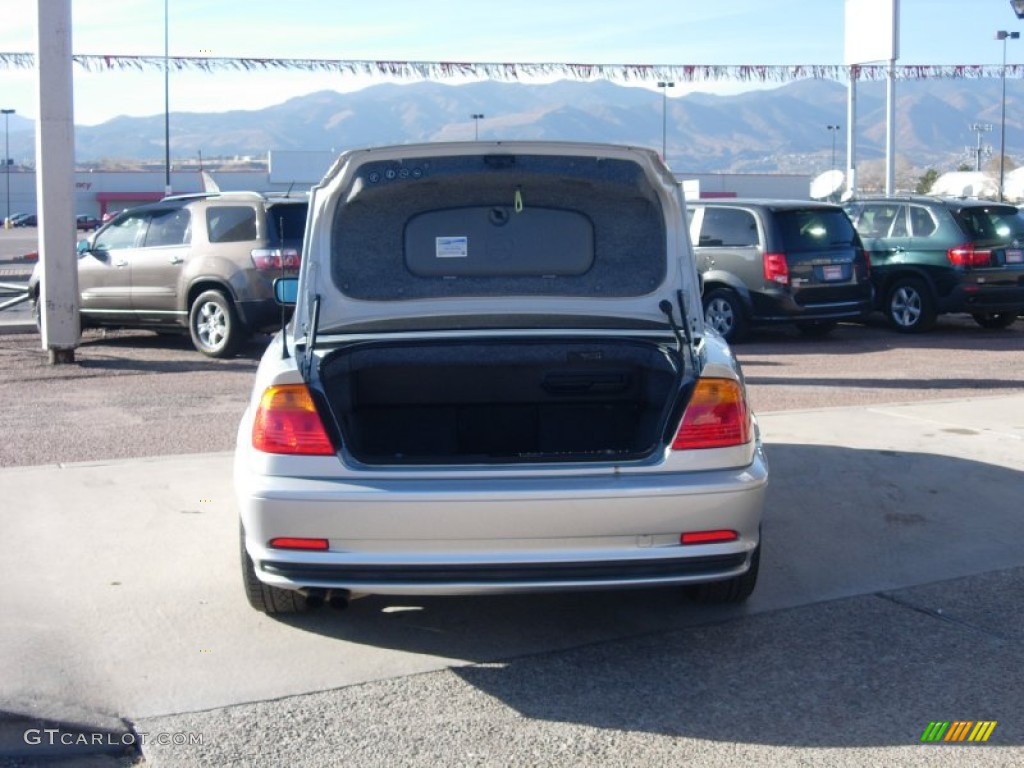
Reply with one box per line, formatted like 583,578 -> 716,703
30,191 -> 308,357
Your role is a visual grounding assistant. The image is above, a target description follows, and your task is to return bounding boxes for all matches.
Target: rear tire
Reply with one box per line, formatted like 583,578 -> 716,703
971,312 -> 1017,330
703,288 -> 747,343
885,278 -> 936,333
684,542 -> 760,604
189,289 -> 245,358
240,525 -> 310,615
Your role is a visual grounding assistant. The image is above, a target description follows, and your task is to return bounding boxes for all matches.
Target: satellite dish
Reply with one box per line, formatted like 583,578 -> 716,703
810,170 -> 845,200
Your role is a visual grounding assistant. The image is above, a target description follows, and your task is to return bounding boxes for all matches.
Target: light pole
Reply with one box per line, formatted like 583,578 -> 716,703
471,113 -> 484,141
996,30 -> 1019,201
164,0 -> 171,196
657,81 -> 674,163
826,124 -> 841,172
1,109 -> 13,226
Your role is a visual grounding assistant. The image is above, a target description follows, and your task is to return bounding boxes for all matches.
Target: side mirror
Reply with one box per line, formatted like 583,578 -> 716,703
76,239 -> 91,256
273,276 -> 298,306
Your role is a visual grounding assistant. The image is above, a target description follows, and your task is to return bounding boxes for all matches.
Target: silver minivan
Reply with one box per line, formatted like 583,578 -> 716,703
234,142 -> 768,615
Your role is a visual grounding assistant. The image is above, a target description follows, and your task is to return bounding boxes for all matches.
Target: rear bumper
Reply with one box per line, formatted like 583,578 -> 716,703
236,455 -> 768,596
936,283 -> 1024,314
750,290 -> 874,323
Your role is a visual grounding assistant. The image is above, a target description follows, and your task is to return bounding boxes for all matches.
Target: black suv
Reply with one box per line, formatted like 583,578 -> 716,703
687,200 -> 873,341
844,196 -> 1024,332
30,191 -> 308,357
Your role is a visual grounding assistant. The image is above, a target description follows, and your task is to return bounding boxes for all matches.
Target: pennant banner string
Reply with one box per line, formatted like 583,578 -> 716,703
0,52 -> 1021,81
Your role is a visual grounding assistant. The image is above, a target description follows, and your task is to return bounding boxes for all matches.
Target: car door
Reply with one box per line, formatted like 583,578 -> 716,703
850,202 -> 912,275
128,206 -> 192,320
78,210 -> 149,320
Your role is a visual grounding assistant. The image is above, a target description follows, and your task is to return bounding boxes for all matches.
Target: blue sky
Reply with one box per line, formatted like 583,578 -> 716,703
0,0 -> 1022,125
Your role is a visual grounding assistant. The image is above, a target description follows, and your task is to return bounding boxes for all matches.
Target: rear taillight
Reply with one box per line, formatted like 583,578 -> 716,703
251,248 -> 301,270
671,378 -> 752,450
252,384 -> 334,455
861,249 -> 871,278
947,243 -> 991,267
763,252 -> 789,285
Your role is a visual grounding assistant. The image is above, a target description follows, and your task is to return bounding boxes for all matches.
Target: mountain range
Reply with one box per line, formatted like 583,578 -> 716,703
4,78 -> 1023,177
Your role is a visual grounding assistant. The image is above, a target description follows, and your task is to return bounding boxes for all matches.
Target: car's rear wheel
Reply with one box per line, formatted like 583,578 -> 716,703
240,525 -> 310,615
971,311 -> 1017,329
795,320 -> 838,338
684,542 -> 760,604
189,289 -> 244,358
885,278 -> 936,333
703,288 -> 746,343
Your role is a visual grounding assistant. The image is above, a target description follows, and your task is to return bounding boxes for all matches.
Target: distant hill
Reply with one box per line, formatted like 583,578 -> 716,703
4,77 -> 1023,175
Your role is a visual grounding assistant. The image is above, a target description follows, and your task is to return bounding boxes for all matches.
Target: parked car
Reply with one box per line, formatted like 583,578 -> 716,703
14,214 -> 36,227
4,212 -> 29,228
844,196 -> 1024,331
234,141 -> 768,615
29,190 -> 308,357
76,214 -> 100,231
686,200 -> 874,342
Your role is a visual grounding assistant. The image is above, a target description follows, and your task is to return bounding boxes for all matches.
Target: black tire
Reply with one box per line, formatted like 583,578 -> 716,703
795,320 -> 837,338
240,524 -> 309,615
703,288 -> 747,343
684,542 -> 760,604
188,289 -> 245,358
885,278 -> 936,333
971,312 -> 1017,330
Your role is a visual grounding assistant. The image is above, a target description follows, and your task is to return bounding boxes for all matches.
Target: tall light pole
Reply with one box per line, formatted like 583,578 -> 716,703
827,124 -> 841,172
996,30 -> 1019,202
657,81 -> 674,163
1,109 -> 13,225
164,0 -> 171,196
471,113 -> 484,141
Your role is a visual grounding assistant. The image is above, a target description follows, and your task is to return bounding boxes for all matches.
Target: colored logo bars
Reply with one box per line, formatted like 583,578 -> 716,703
921,721 -> 998,743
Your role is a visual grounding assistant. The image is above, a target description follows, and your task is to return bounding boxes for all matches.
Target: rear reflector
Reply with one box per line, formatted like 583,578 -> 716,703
269,537 -> 329,550
251,248 -> 301,270
671,378 -> 752,450
763,252 -> 789,285
681,530 -> 739,545
252,384 -> 335,455
947,243 -> 991,267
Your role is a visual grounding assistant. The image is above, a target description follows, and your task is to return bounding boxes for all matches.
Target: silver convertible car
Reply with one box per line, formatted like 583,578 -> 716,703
234,141 -> 768,614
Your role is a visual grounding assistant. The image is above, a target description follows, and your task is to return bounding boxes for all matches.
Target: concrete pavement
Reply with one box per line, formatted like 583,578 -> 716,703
0,395 -> 1022,765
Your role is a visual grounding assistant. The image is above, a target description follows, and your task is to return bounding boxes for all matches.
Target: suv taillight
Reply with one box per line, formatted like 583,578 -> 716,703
763,252 -> 789,285
671,378 -> 752,450
252,384 -> 334,455
947,243 -> 991,267
251,248 -> 301,270
860,249 -> 871,278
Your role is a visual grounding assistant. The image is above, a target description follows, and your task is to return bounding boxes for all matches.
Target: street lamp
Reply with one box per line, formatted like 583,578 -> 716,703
996,30 -> 1019,201
471,113 -> 484,141
164,0 -> 171,196
826,124 -> 841,172
1011,0 -> 1024,19
1,108 -> 13,226
657,81 -> 674,163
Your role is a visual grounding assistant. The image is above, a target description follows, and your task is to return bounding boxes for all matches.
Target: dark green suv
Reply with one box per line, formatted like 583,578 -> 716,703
844,196 -> 1024,332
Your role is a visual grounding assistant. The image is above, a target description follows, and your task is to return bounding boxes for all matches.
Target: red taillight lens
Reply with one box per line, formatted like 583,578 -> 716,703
763,252 -> 789,285
681,530 -> 739,545
861,249 -> 871,277
947,243 -> 991,267
251,248 -> 302,270
672,378 -> 752,450
252,384 -> 334,455
269,537 -> 329,550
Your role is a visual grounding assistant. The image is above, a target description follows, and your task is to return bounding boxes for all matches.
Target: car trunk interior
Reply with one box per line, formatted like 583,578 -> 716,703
317,339 -> 684,465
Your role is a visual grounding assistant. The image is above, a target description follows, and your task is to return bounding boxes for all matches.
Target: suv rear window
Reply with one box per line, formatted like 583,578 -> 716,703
207,206 -> 258,243
775,209 -> 857,252
953,206 -> 1024,244
265,203 -> 308,249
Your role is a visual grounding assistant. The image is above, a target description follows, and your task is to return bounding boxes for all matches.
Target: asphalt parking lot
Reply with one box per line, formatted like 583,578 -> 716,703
1,233 -> 1023,766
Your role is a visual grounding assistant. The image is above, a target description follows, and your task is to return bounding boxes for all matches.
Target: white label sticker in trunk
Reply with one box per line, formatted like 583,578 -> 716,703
436,236 -> 468,258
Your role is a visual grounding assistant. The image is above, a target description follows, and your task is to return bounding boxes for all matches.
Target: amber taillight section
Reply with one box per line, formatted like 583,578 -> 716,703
252,384 -> 334,455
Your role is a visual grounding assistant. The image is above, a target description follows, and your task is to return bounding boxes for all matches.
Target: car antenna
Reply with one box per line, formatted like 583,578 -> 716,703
676,288 -> 699,372
278,213 -> 290,360
659,300 -> 686,356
